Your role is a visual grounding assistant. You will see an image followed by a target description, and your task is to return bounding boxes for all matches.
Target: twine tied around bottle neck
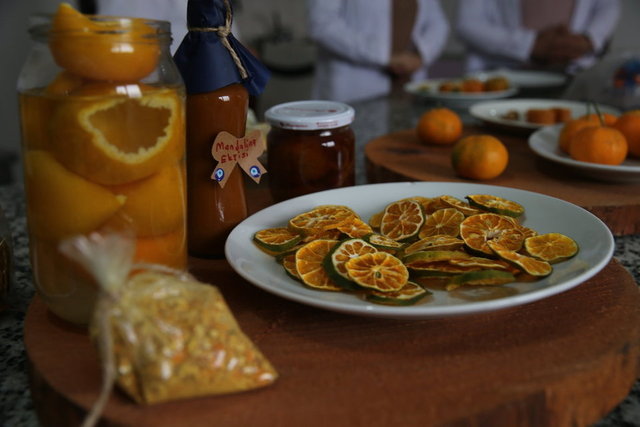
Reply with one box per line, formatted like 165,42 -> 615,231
188,0 -> 248,79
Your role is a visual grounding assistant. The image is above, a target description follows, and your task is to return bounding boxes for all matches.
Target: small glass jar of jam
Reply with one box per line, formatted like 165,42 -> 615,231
265,100 -> 355,202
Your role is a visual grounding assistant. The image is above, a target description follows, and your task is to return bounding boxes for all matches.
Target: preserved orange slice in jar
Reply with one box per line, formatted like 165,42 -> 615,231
24,150 -> 126,240
49,84 -> 184,185
49,3 -> 160,82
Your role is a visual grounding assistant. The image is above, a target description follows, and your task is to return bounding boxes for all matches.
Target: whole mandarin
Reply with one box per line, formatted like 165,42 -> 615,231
416,107 -> 463,145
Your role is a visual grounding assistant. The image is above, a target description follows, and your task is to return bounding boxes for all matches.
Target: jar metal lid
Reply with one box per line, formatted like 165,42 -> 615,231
264,100 -> 355,130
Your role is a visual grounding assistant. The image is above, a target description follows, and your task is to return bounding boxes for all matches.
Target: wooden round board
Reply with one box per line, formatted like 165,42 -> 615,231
364,127 -> 640,236
25,258 -> 640,427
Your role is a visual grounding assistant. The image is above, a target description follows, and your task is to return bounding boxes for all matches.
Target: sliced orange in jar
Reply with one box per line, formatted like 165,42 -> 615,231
49,85 -> 185,185
524,233 -> 579,263
402,235 -> 464,256
380,199 -> 424,242
465,194 -> 525,218
487,241 -> 552,277
459,213 -> 525,256
419,208 -> 464,238
133,227 -> 187,269
288,205 -> 356,235
253,227 -> 303,254
439,195 -> 482,216
323,238 -> 378,290
295,239 -> 342,291
49,3 -> 160,82
364,281 -> 431,306
345,252 -> 409,292
446,269 -> 516,291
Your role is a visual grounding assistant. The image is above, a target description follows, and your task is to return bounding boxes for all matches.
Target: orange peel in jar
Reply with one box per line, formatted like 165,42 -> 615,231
49,84 -> 185,185
49,3 -> 161,82
24,150 -> 126,241
105,163 -> 186,237
133,227 -> 187,270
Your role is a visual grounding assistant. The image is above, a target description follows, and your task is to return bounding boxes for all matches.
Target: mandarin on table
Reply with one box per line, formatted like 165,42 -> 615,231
451,135 -> 508,180
613,111 -> 640,157
568,125 -> 628,165
416,107 -> 462,145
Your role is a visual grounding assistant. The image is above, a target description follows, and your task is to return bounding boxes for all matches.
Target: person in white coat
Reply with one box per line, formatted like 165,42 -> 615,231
307,0 -> 450,103
455,0 -> 621,74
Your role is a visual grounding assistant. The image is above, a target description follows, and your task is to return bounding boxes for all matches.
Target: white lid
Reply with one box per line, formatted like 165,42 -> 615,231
264,100 -> 355,130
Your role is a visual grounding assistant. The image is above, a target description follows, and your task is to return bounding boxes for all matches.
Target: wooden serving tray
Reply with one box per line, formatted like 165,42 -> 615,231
365,127 -> 640,236
26,258 -> 640,427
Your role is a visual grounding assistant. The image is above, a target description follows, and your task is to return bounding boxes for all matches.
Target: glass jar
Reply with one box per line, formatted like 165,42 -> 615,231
18,8 -> 187,325
265,100 -> 355,202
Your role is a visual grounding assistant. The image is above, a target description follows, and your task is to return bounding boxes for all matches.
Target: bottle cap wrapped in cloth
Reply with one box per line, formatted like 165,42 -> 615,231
59,233 -> 277,425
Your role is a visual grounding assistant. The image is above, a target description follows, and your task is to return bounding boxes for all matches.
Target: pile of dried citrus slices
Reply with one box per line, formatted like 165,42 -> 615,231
252,194 -> 579,306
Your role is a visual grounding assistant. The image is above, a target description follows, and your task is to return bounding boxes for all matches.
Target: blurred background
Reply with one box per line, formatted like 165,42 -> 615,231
2,0 -> 640,186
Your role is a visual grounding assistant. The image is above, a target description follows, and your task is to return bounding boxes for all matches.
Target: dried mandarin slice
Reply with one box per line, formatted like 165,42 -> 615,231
345,252 -> 409,292
253,227 -> 303,254
524,233 -> 579,263
281,253 -> 301,281
407,261 -> 478,277
295,239 -> 342,291
402,235 -> 464,256
439,195 -> 482,216
364,281 -> 431,306
362,233 -> 405,252
449,256 -> 513,270
301,228 -> 343,243
337,217 -> 374,238
466,194 -> 525,218
487,241 -> 552,277
446,269 -> 516,291
419,208 -> 464,238
403,250 -> 470,265
380,199 -> 424,242
459,213 -> 525,256
323,238 -> 378,290
288,205 -> 356,235
368,211 -> 384,229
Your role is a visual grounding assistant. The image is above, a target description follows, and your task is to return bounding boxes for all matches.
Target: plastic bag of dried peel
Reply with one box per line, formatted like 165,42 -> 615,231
60,233 -> 277,426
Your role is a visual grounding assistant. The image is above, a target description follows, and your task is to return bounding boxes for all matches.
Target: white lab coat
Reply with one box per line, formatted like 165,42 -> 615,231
307,0 -> 450,103
455,0 -> 621,73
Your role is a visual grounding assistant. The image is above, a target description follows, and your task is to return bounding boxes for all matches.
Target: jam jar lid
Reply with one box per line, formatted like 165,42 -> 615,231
264,100 -> 355,130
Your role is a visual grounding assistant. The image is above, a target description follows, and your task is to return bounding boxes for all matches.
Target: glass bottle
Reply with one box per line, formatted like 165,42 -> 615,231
18,6 -> 187,324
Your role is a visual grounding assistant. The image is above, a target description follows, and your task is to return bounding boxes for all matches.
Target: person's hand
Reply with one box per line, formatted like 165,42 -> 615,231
530,24 -> 566,65
547,33 -> 593,63
388,51 -> 422,77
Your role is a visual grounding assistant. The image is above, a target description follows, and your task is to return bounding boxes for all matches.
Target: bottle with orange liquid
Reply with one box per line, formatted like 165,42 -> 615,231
18,5 -> 187,324
174,0 -> 270,258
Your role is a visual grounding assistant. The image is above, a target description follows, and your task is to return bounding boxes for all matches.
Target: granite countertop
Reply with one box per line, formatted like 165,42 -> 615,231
1,94 -> 639,426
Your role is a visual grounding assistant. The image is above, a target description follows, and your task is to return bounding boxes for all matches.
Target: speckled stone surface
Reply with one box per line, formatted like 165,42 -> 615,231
1,94 -> 639,426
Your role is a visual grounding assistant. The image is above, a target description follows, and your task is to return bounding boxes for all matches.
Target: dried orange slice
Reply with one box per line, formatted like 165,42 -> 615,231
24,150 -> 126,240
449,256 -> 513,270
439,195 -> 482,216
337,217 -> 374,238
49,4 -> 160,81
524,233 -> 579,263
301,228 -> 343,243
345,252 -> 409,292
281,253 -> 301,281
459,213 -> 525,256
487,241 -> 552,277
446,269 -> 516,291
364,281 -> 431,306
403,250 -> 470,265
253,227 -> 303,254
466,194 -> 525,218
402,235 -> 464,256
288,205 -> 356,235
49,85 -> 185,185
380,199 -> 424,242
368,211 -> 384,229
295,239 -> 342,291
362,233 -> 405,252
324,238 -> 378,290
419,208 -> 464,238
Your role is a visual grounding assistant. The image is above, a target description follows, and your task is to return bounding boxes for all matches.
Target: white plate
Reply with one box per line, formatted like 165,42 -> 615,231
225,182 -> 614,319
529,125 -> 640,182
404,78 -> 518,109
471,69 -> 567,89
470,99 -> 621,132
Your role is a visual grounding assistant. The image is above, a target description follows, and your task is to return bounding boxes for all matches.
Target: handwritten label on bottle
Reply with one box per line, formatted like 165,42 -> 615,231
210,130 -> 267,188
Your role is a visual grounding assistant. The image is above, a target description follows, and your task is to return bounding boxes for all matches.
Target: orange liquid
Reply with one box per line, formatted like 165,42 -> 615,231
186,83 -> 249,258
